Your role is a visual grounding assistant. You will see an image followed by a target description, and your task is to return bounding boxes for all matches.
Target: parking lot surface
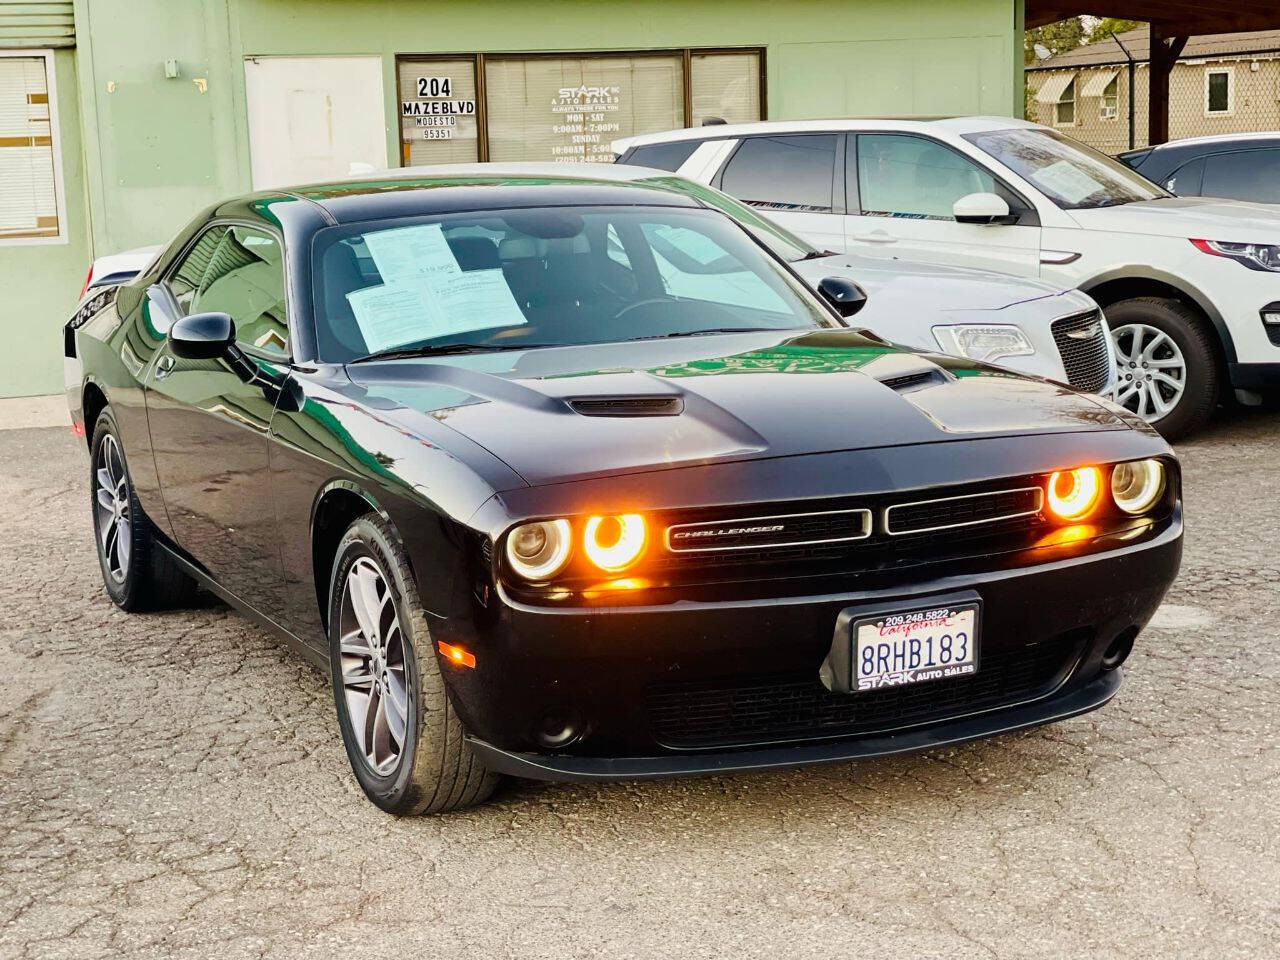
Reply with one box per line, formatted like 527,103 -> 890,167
1,411 -> 1277,960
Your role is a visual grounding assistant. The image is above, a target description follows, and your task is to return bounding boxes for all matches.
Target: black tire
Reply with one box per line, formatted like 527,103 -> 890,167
89,408 -> 198,611
1106,297 -> 1219,442
327,513 -> 497,815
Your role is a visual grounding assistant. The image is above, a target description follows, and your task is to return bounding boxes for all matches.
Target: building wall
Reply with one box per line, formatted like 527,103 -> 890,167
3,0 -> 1021,397
1028,54 -> 1280,155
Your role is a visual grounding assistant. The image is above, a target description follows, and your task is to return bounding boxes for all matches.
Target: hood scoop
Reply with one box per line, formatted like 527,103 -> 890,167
567,395 -> 685,417
878,369 -> 949,393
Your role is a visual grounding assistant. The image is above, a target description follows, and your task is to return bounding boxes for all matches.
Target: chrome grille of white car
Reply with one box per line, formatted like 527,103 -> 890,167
1051,310 -> 1111,393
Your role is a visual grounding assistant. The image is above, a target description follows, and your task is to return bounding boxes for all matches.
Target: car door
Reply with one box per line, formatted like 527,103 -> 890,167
143,222 -> 290,613
713,133 -> 847,251
844,133 -> 1042,277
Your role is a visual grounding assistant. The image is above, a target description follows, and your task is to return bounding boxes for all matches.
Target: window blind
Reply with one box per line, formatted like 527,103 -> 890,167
0,55 -> 58,240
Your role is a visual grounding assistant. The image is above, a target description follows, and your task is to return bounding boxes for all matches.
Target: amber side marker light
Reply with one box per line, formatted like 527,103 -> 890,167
583,514 -> 647,572
1047,466 -> 1102,520
437,641 -> 476,669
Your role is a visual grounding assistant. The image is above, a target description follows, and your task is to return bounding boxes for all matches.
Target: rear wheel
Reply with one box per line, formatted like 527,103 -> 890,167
328,514 -> 497,815
1107,297 -> 1218,441
90,408 -> 197,611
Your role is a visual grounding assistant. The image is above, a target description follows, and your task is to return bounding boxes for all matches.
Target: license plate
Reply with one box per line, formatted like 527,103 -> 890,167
852,603 -> 979,692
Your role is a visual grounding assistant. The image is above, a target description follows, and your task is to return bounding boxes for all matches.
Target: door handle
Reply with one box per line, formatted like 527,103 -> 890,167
154,355 -> 176,380
850,229 -> 898,244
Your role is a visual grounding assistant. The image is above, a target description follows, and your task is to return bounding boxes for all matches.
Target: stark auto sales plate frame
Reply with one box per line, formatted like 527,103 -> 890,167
820,593 -> 982,694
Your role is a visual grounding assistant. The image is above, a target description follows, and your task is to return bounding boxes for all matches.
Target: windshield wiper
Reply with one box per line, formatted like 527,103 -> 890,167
627,327 -> 775,343
349,342 -> 551,364
796,249 -> 839,261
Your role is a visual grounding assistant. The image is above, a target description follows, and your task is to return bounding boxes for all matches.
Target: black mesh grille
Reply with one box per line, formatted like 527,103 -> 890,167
1052,311 -> 1112,392
886,487 -> 1041,535
647,631 -> 1085,748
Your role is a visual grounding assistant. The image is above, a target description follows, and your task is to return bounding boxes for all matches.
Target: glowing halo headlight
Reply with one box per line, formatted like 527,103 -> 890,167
1111,459 -> 1165,515
1047,466 -> 1102,521
505,519 -> 572,580
583,514 -> 647,572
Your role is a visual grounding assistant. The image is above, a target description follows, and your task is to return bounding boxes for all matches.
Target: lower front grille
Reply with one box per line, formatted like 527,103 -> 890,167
647,631 -> 1086,749
1052,310 -> 1112,392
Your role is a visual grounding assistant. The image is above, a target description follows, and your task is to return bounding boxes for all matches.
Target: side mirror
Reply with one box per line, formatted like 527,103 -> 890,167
954,192 -> 1015,225
817,277 -> 868,318
169,311 -> 236,360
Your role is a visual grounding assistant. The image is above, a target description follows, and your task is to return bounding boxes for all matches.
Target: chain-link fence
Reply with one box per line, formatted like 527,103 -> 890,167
1027,51 -> 1280,155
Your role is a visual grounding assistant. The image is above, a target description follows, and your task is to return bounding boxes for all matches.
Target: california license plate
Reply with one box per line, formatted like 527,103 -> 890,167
852,603 -> 979,692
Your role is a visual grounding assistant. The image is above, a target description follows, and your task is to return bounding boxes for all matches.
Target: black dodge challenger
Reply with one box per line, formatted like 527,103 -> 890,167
65,168 -> 1182,814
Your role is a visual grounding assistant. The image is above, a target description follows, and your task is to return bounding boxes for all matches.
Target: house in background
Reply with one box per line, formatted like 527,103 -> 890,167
1027,27 -> 1280,155
0,0 -> 1032,399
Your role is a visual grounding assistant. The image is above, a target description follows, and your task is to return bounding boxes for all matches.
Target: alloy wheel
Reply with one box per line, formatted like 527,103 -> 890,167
1111,322 -> 1187,422
94,434 -> 131,583
338,557 -> 410,775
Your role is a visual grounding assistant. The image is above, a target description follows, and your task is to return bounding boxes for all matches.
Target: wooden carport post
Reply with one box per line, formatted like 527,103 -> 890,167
1148,23 -> 1188,146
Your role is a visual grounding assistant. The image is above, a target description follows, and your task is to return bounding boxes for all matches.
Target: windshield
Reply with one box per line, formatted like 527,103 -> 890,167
311,206 -> 834,362
639,176 -> 818,263
963,127 -> 1169,210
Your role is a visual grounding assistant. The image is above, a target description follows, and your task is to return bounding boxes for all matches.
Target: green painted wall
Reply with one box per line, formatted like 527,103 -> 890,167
2,0 -> 1021,397
1,48 -> 91,398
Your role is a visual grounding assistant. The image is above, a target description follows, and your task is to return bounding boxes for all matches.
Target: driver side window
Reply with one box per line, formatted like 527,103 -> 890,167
856,134 -> 997,221
168,224 -> 289,357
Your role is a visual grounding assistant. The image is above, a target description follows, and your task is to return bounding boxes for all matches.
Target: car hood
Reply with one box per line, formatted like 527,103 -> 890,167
344,329 -> 1129,487
791,252 -> 1070,312
1068,196 -> 1280,241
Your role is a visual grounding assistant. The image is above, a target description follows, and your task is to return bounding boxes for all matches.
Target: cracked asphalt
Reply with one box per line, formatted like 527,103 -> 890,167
1,409 -> 1277,960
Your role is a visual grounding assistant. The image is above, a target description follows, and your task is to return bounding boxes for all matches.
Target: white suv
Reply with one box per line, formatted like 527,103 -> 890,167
615,117 -> 1280,439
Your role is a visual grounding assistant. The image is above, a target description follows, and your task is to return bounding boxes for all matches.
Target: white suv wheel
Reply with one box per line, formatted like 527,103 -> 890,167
1111,322 -> 1188,422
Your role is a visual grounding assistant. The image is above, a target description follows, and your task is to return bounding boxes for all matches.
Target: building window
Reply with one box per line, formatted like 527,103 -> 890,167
1205,68 -> 1233,116
485,54 -> 683,163
691,50 -> 761,126
1055,77 -> 1076,126
1100,76 -> 1119,120
397,57 -> 481,166
396,49 -> 764,165
0,51 -> 63,244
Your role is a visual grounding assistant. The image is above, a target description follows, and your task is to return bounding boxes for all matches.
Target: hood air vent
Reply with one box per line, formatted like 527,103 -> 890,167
878,370 -> 947,393
568,396 -> 684,417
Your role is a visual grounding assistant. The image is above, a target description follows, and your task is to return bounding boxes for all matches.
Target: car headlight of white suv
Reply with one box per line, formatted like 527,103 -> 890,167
1192,239 -> 1280,273
932,324 -> 1035,363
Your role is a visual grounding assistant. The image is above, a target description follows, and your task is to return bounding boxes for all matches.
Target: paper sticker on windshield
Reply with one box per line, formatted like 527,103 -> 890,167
1030,160 -> 1103,205
346,271 -> 527,354
346,284 -> 433,354
428,269 -> 527,336
362,223 -> 462,283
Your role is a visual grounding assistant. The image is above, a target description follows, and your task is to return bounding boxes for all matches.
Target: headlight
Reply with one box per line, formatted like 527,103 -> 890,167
1191,238 -> 1280,273
1047,466 -> 1102,520
1110,459 -> 1165,515
932,324 -> 1035,363
583,514 -> 647,572
505,519 -> 572,580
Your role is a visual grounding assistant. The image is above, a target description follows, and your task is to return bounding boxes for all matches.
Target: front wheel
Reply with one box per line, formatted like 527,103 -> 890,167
1107,297 -> 1219,441
328,514 -> 497,815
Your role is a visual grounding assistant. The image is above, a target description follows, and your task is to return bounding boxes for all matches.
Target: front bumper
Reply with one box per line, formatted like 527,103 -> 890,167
466,670 -> 1122,781
436,513 -> 1181,780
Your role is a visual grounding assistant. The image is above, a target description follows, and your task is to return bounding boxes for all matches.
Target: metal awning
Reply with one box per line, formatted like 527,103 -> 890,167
1034,71 -> 1077,104
1080,69 -> 1119,98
